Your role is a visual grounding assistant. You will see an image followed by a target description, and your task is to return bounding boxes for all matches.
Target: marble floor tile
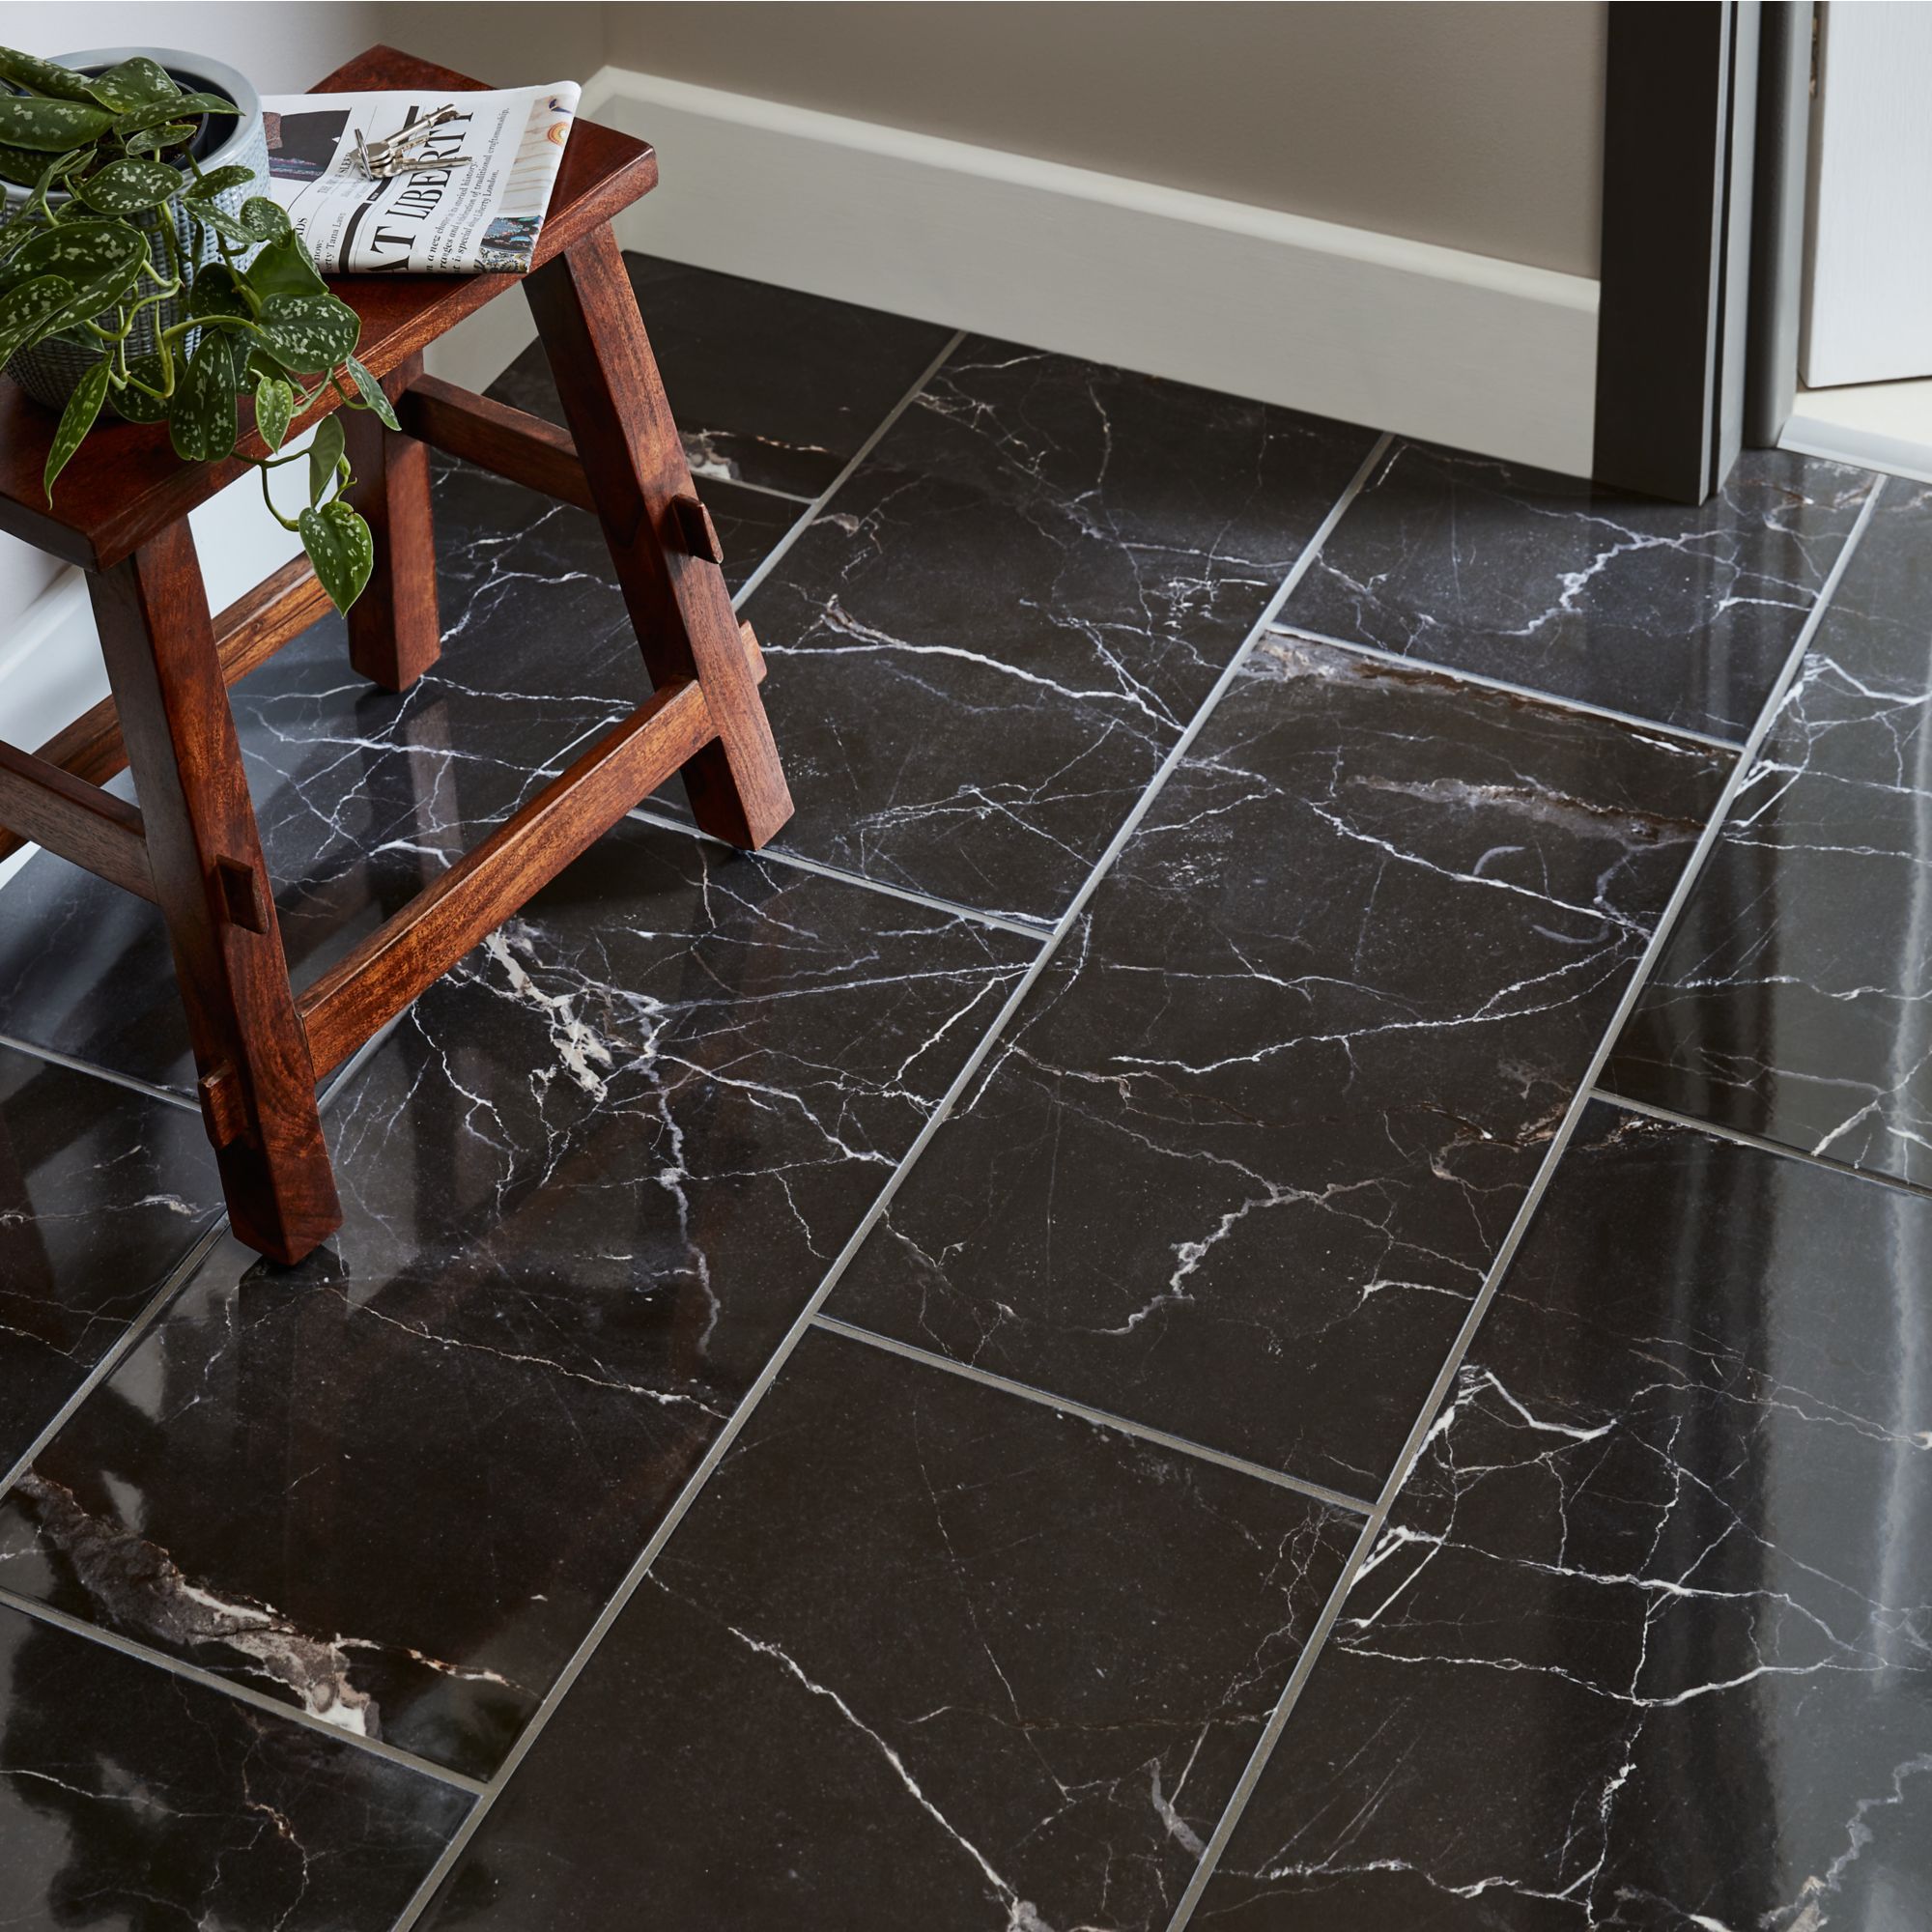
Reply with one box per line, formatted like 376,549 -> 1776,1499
705,337 -> 1381,923
491,251 -> 957,497
831,639 -> 1729,1496
0,822 -> 1034,1779
0,1046 -> 217,1473
417,1325 -> 1357,1932
0,454 -> 803,1095
1610,482 -> 1932,1187
0,1602 -> 469,1931
1193,1103 -> 1932,1931
1280,439 -> 1876,742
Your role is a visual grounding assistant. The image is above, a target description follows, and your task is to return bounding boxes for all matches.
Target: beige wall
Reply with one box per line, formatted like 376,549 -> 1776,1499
3,3 -> 387,94
383,1 -> 611,95
604,2 -> 1606,276
0,1 -> 1608,272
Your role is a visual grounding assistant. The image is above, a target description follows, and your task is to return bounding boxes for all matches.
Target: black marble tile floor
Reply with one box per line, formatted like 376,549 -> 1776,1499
827,638 -> 1729,1497
0,1045 -> 218,1473
1281,437 -> 1875,744
0,822 -> 1033,1780
0,1602 -> 470,1931
416,1326 -> 1357,1932
1609,479 -> 1932,1188
1189,1103 -> 1932,1932
2,256 -> 1926,1932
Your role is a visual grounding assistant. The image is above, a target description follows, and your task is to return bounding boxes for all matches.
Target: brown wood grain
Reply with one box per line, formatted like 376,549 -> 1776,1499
526,225 -> 793,850
0,740 -> 155,900
298,676 -> 716,1078
345,352 -> 441,691
399,375 -> 597,512
89,523 -> 340,1264
0,46 -> 657,570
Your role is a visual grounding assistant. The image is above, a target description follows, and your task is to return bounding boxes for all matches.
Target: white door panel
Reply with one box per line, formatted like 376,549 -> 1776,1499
1803,0 -> 1932,387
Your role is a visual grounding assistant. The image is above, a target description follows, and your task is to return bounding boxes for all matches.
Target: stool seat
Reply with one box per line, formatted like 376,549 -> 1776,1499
0,47 -> 657,572
0,44 -> 793,1265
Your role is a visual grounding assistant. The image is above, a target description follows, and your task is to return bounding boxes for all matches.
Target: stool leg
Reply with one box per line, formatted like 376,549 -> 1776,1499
89,524 -> 342,1265
525,225 -> 793,850
343,352 -> 441,693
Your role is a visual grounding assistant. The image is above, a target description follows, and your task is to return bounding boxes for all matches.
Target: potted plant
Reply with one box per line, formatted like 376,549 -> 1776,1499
0,44 -> 394,611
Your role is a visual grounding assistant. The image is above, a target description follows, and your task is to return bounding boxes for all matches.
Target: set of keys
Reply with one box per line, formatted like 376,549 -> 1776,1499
352,104 -> 475,181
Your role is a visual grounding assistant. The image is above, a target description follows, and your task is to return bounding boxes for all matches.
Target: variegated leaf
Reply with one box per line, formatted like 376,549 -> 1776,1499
43,357 -> 108,498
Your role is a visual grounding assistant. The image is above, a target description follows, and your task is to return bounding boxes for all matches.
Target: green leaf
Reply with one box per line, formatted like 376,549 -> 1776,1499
343,355 -> 399,431
43,356 -> 108,498
190,193 -> 289,249
307,412 -> 346,504
243,231 -> 326,298
75,156 -> 182,216
109,353 -> 174,422
0,95 -> 113,151
187,261 -> 251,321
11,216 -> 145,283
0,272 -> 76,360
299,500 -> 373,614
0,148 -> 84,238
251,292 -> 359,374
0,141 -> 61,187
253,368 -> 294,449
110,95 -> 233,144
125,122 -> 196,156
83,56 -> 179,114
183,162 -> 255,201
169,330 -> 240,463
7,219 -> 148,329
0,46 -> 101,102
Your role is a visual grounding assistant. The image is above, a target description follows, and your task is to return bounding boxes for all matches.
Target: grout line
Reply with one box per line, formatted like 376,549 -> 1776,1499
1,995 -> 410,1123
0,1219 -> 226,1502
1161,469 -> 1889,1932
812,1316 -> 1377,1517
318,1004 -> 414,1112
1270,625 -> 1748,755
728,329 -> 969,612
620,803 -> 1052,941
0,1584 -> 488,1798
383,427 -> 1397,1932
1589,1085 -> 1932,1204
693,467 -> 820,507
0,1029 -> 198,1113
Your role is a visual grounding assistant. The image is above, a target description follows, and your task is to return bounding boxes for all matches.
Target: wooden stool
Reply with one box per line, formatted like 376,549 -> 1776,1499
0,47 -> 793,1265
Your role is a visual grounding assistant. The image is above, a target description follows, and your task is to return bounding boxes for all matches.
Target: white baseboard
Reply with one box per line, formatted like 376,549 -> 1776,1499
1783,376 -> 1932,489
589,66 -> 1599,477
3,72 -> 1600,891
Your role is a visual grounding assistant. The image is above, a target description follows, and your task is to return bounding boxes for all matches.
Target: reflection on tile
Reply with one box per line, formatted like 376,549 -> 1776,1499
0,823 -> 1033,1778
492,252 -> 956,497
831,640 -> 1729,1495
0,1047 -> 217,1471
717,338 -> 1380,922
1282,440 -> 1876,741
0,454 -> 803,1094
1194,1103 -> 1932,1931
0,1603 -> 469,1930
419,1326 -> 1356,1932
1611,482 -> 1932,1186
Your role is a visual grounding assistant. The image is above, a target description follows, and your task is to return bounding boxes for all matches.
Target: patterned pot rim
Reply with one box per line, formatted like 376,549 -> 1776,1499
0,46 -> 264,210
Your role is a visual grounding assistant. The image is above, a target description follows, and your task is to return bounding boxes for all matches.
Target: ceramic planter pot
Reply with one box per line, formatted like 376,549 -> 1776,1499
0,45 -> 270,408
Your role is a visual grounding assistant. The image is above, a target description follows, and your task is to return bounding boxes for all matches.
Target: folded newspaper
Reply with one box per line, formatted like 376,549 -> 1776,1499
259,85 -> 581,275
